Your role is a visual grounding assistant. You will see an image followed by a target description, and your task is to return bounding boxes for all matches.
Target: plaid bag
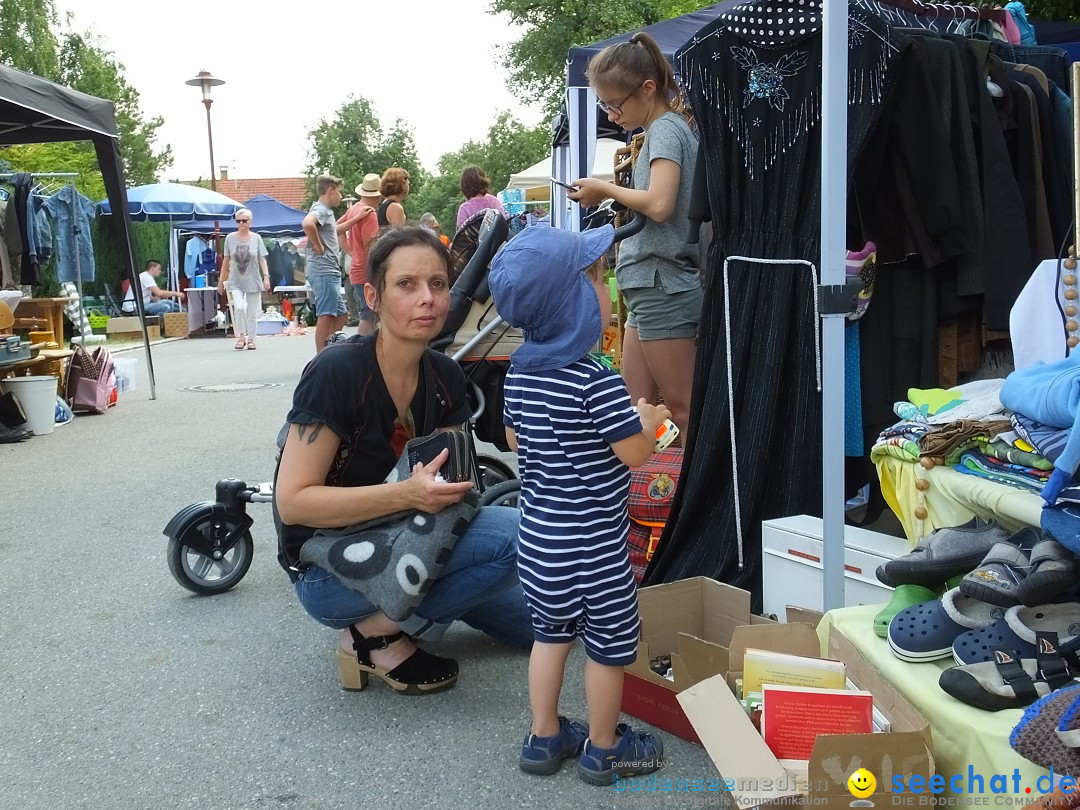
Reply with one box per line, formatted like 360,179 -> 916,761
627,447 -> 682,583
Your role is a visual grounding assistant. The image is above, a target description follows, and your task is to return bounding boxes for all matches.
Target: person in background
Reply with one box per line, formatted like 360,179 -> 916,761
419,213 -> 451,248
490,225 -> 667,785
376,168 -> 409,228
341,173 -> 382,336
218,207 -> 270,350
569,32 -> 700,439
302,175 -> 370,352
338,195 -> 360,328
456,166 -> 505,231
128,259 -> 184,316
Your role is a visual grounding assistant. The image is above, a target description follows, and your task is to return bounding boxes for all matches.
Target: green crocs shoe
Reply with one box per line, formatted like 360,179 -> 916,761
873,584 -> 940,638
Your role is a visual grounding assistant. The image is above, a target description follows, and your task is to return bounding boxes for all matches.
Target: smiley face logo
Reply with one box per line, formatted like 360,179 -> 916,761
848,768 -> 877,800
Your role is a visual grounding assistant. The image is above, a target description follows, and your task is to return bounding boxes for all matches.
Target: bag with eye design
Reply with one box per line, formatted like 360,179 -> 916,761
298,430 -> 480,621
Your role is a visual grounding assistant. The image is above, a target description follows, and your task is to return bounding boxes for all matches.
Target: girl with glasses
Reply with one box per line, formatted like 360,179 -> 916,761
568,32 -> 701,440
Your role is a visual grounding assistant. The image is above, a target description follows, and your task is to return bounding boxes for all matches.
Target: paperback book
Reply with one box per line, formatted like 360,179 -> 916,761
761,684 -> 874,763
742,648 -> 847,695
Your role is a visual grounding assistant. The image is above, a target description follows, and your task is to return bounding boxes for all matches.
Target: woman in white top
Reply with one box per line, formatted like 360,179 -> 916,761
217,208 -> 270,349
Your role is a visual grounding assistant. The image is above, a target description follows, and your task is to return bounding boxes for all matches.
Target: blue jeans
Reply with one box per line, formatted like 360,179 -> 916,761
294,505 -> 533,649
145,299 -> 180,316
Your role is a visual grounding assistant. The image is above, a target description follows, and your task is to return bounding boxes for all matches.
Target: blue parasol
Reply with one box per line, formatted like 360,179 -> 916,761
98,182 -> 241,221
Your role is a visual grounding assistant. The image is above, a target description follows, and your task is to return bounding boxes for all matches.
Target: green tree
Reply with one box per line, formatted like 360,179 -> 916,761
304,97 -> 426,212
490,0 -> 714,111
408,112 -> 550,235
0,0 -> 59,80
57,32 -> 173,184
0,3 -> 172,197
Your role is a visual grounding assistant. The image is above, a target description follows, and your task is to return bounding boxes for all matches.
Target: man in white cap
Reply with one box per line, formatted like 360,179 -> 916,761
339,172 -> 382,336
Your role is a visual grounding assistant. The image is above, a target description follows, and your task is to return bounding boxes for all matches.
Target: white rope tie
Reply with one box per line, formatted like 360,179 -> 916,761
722,255 -> 821,571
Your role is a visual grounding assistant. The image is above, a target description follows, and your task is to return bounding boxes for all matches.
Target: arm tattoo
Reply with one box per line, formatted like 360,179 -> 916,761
296,423 -> 325,445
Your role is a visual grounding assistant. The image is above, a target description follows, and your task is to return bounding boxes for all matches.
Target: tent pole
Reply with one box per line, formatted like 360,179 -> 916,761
819,0 -> 849,611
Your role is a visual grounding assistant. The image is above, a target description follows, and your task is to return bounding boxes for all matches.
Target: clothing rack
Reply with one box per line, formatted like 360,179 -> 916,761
0,171 -> 96,343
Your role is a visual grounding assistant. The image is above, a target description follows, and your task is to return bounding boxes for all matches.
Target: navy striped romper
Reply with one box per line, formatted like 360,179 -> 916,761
503,357 -> 643,666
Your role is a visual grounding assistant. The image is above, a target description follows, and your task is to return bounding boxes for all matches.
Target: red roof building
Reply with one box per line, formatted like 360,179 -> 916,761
182,170 -> 311,210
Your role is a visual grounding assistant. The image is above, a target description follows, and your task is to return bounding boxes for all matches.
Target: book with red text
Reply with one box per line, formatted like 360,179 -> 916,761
760,684 -> 874,763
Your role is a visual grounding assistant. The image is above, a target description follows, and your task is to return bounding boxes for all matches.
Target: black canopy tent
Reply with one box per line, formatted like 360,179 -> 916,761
0,62 -> 156,398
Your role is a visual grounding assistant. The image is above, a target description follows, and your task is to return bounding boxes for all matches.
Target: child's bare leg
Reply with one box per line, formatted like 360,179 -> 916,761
584,657 -> 624,749
529,641 -> 574,737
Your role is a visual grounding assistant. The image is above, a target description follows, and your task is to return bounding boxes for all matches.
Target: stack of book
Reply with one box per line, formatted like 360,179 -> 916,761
740,648 -> 883,770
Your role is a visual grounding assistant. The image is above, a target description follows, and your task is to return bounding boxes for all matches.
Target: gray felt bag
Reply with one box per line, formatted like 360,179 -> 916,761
298,431 -> 479,622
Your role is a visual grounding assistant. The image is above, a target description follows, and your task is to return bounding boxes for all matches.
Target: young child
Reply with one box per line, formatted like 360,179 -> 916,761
490,225 -> 669,786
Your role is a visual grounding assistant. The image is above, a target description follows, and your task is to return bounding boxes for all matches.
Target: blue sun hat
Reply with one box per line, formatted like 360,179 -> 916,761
489,225 -> 614,373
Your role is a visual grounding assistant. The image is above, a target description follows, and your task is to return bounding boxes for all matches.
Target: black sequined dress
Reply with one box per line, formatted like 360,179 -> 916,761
645,5 -> 912,606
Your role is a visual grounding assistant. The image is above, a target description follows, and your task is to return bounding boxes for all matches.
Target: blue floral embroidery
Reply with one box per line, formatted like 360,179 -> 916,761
731,46 -> 809,112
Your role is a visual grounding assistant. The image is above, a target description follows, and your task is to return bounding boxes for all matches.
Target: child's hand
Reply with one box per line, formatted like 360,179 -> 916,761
635,398 -> 671,437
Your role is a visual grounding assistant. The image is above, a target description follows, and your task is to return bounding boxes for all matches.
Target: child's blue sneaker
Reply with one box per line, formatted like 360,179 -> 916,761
519,716 -> 588,775
577,723 -> 663,786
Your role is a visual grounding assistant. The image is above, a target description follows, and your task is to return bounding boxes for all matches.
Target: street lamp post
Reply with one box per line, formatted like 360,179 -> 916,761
185,69 -> 225,190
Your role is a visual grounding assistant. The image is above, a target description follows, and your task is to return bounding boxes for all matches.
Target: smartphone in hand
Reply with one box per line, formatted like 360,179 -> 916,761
549,177 -> 579,192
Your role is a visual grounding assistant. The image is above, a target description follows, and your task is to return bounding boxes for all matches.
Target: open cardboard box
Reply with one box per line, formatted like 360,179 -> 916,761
621,577 -> 775,743
678,623 -> 934,809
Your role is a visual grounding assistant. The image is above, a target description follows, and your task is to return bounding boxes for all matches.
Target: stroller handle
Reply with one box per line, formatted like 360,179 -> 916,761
612,208 -> 647,243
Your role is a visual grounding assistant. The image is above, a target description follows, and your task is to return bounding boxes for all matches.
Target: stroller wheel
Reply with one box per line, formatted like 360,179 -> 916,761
477,455 -> 515,491
166,520 -> 254,595
480,479 -> 521,508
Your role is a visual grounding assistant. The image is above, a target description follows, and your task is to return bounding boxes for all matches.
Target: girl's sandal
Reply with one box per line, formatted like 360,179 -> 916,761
246,339 -> 256,350
234,337 -> 246,350
337,626 -> 458,695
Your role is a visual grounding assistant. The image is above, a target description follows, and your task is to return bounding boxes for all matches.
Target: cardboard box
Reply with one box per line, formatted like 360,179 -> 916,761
621,577 -> 774,743
678,623 -> 933,809
762,515 -> 908,617
106,316 -> 160,341
161,312 -> 188,338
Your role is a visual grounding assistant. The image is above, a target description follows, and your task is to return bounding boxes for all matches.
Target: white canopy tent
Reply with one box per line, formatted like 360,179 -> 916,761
505,137 -> 625,193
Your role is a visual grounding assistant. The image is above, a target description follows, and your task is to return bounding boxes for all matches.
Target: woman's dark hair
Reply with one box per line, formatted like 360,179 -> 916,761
367,225 -> 450,299
585,31 -> 683,114
459,165 -> 491,199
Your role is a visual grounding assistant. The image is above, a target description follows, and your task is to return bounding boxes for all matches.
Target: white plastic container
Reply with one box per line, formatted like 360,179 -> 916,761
113,356 -> 138,393
0,375 -> 57,435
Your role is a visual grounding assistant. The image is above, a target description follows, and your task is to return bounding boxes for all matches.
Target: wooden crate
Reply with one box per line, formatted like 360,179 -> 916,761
162,312 -> 188,338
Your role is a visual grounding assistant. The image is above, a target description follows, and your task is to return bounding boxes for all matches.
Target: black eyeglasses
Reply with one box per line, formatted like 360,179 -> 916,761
236,219 -> 251,223
597,83 -> 643,116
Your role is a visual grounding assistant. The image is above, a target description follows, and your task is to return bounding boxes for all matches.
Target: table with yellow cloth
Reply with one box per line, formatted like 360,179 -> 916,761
819,605 -> 1049,795
875,455 -> 1043,545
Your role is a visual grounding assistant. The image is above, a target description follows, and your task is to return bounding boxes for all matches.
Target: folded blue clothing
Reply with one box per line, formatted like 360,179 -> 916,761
1012,413 -> 1069,465
955,451 -> 1048,493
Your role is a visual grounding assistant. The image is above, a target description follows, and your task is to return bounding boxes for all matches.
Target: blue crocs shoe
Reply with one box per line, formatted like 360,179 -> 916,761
519,716 -> 588,775
888,588 -> 1004,663
577,723 -> 663,786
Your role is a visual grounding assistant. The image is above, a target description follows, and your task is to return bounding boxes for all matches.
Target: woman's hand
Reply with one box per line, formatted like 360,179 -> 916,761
567,178 -> 614,207
407,448 -> 473,513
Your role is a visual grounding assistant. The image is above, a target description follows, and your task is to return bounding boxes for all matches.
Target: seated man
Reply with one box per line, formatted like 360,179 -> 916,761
123,259 -> 185,316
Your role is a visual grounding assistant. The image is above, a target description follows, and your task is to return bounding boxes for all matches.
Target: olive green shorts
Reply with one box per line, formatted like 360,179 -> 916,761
623,285 -> 702,341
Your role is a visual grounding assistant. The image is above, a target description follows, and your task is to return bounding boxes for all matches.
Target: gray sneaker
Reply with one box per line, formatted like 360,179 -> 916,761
877,518 -> 1012,587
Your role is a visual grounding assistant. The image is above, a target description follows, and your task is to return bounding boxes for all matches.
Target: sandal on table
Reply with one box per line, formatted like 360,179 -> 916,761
337,626 -> 458,695
234,337 -> 246,350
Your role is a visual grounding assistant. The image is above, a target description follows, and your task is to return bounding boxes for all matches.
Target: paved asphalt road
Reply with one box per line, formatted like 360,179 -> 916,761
0,331 -> 716,810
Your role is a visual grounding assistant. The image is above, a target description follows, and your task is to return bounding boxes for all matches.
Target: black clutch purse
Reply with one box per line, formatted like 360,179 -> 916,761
406,430 -> 474,484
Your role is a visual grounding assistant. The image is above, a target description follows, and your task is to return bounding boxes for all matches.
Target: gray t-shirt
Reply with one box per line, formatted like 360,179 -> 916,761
306,200 -> 339,275
616,111 -> 700,293
223,232 -> 268,293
